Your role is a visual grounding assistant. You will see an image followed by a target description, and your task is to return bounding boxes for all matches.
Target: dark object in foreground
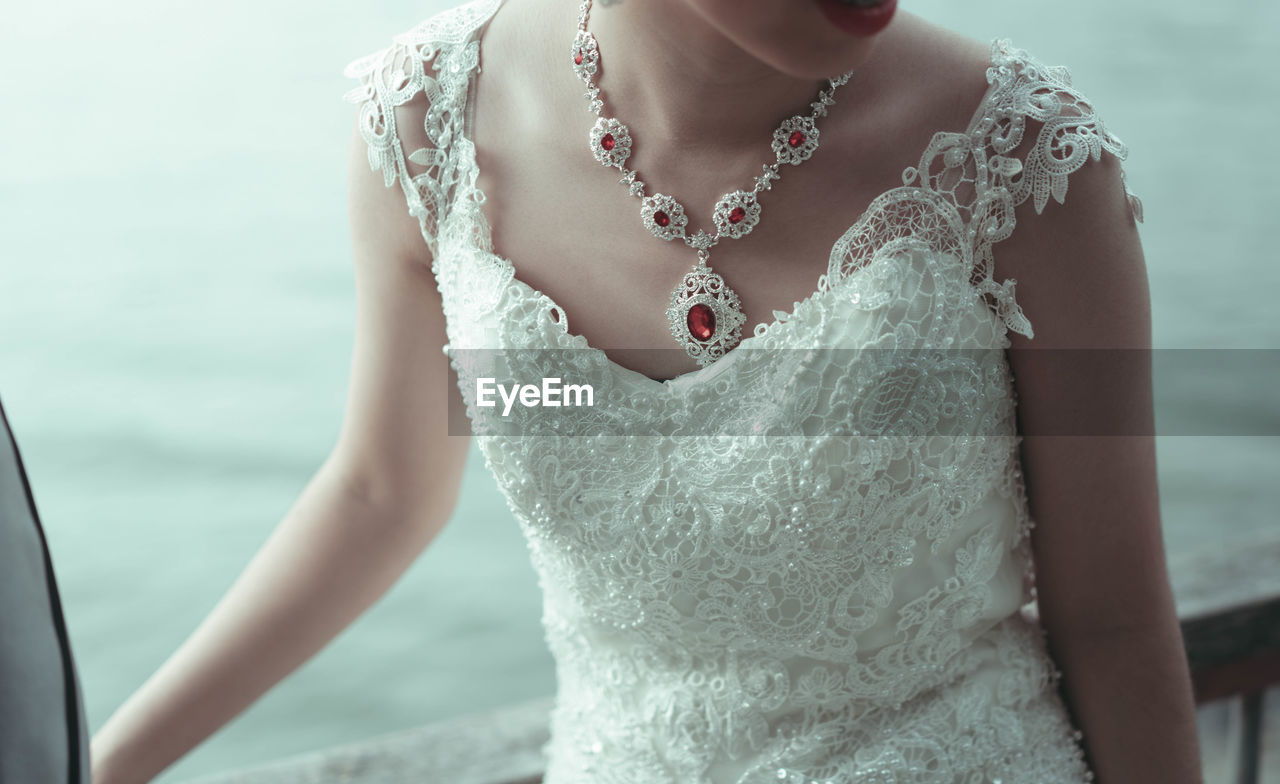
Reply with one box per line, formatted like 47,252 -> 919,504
0,394 -> 90,784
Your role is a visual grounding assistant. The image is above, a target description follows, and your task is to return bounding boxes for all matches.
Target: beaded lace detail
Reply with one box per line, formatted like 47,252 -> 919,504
344,2 -> 1140,781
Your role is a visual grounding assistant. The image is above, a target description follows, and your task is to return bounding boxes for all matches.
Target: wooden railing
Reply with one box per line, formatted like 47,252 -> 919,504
186,532 -> 1280,784
1172,531 -> 1280,784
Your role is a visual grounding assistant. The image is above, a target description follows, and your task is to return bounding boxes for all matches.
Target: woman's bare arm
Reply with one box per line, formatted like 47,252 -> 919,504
89,115 -> 470,784
1001,153 -> 1203,783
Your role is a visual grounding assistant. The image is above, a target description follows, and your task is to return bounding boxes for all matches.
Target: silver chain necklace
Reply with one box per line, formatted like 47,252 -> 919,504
571,0 -> 854,366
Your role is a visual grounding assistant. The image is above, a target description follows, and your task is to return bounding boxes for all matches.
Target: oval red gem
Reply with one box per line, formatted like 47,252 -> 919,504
788,130 -> 806,148
601,133 -> 615,151
654,210 -> 671,227
687,303 -> 716,341
728,206 -> 746,224
574,51 -> 584,65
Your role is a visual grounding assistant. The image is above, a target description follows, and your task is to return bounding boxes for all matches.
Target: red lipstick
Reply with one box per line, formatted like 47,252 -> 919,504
815,0 -> 898,38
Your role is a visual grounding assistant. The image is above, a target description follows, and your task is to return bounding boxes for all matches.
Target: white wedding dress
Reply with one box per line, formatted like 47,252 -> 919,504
343,1 -> 1143,781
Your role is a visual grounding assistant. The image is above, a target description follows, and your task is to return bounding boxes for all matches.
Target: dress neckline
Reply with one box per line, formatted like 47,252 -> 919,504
449,0 -> 1007,394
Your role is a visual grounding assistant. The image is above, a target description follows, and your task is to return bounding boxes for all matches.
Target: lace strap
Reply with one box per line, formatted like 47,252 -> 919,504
980,39 -> 1143,218
900,38 -> 1144,338
341,0 -> 499,266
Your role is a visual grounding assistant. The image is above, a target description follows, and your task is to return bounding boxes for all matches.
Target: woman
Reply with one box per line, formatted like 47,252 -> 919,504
91,0 -> 1203,781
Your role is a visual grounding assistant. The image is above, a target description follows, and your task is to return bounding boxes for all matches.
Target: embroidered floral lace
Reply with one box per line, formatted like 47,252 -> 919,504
343,1 -> 1143,781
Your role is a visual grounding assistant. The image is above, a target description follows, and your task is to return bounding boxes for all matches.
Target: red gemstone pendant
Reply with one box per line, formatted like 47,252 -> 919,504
728,207 -> 746,224
574,51 -> 584,65
667,263 -> 746,366
654,210 -> 671,227
687,303 -> 716,341
601,133 -> 615,151
788,130 -> 806,147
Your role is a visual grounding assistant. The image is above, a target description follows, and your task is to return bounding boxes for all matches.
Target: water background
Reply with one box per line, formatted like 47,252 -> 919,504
1,0 -> 1277,780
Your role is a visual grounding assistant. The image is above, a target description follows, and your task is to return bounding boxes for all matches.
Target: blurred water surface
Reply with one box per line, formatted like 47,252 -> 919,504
1,0 -> 1276,780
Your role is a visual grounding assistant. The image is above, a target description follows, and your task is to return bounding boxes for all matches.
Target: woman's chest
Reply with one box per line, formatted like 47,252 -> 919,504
468,100 -> 929,382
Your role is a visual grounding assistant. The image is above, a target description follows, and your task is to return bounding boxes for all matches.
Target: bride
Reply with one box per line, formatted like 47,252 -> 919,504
91,0 -> 1203,781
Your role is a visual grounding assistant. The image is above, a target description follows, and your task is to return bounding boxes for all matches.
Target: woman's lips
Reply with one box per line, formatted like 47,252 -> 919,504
815,0 -> 899,37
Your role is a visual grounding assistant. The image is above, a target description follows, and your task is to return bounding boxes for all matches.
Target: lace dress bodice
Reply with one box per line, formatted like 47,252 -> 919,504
343,2 -> 1143,781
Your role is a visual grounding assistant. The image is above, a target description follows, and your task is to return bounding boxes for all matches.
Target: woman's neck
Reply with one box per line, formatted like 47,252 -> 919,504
584,0 -> 834,152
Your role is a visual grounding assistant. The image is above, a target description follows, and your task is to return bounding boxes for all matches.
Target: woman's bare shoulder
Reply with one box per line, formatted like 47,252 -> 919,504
878,15 -> 1148,349
877,12 -> 994,109
846,11 -> 995,162
1002,151 -> 1148,349
887,11 -> 993,72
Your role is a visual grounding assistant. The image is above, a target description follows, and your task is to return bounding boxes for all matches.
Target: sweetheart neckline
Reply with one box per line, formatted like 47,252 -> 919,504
465,240 -> 851,392
447,0 -> 1007,395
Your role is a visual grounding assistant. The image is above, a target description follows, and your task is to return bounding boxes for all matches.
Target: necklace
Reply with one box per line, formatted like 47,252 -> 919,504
570,0 -> 854,367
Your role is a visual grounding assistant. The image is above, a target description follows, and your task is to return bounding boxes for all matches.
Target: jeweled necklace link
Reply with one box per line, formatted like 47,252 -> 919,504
571,0 -> 854,366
